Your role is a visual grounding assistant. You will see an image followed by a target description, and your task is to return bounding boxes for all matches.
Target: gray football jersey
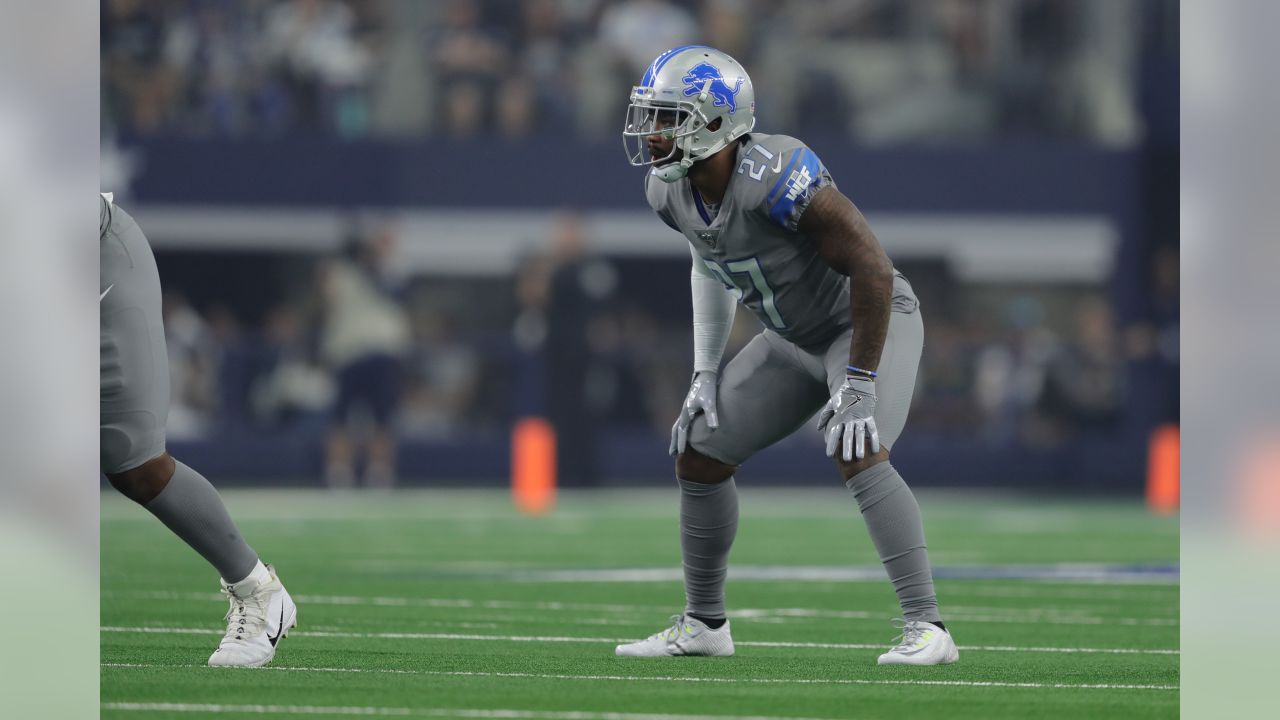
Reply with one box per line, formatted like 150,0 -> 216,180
647,133 -> 856,349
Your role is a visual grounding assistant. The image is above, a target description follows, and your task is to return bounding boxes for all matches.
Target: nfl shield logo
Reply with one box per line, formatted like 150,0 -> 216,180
697,230 -> 719,249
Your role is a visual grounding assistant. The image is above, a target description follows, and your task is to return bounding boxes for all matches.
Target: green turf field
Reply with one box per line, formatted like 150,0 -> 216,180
102,488 -> 1179,719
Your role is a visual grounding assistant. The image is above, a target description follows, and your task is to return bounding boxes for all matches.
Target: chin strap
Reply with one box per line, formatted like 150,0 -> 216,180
654,158 -> 692,182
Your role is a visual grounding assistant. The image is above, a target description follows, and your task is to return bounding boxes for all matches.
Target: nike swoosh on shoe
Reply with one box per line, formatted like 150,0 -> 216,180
267,603 -> 285,647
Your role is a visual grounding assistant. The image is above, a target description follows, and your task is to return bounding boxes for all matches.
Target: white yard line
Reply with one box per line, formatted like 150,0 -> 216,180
738,640 -> 1177,655
100,664 -> 1178,692
100,627 -> 1178,655
102,702 -> 833,720
106,591 -> 652,613
103,591 -> 1179,627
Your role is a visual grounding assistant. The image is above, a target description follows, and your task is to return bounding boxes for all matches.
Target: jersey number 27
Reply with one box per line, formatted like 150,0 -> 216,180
705,257 -> 786,330
735,144 -> 777,182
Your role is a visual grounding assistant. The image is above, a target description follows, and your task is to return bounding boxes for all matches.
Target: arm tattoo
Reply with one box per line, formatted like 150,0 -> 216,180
797,186 -> 894,372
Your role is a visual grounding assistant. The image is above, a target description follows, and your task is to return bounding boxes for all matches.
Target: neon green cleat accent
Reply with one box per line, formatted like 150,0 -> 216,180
876,620 -> 959,666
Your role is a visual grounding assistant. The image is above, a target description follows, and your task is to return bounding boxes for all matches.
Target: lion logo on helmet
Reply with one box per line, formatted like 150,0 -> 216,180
681,62 -> 744,114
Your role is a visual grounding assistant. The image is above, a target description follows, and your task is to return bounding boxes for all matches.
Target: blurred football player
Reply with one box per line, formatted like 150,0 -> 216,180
614,47 -> 957,665
100,193 -> 296,667
318,227 -> 411,489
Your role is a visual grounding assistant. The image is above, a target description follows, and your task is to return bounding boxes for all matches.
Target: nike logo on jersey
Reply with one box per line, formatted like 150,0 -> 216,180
771,155 -> 783,174
100,285 -> 114,302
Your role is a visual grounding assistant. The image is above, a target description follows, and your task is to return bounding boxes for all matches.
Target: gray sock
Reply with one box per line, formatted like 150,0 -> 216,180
846,462 -> 941,623
678,477 -> 739,620
144,460 -> 260,583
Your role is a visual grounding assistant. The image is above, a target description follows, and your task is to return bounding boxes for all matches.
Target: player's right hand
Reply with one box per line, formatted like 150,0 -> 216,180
670,371 -> 720,456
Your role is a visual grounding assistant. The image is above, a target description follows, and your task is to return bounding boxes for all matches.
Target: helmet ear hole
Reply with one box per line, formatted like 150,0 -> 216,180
707,117 -> 723,132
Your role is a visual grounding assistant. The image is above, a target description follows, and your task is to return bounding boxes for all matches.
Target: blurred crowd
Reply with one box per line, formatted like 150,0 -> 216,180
102,0 -> 1165,145
913,250 -> 1180,450
157,215 -> 1178,485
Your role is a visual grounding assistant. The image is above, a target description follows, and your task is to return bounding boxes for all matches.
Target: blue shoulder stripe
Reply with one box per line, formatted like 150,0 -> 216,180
766,148 -> 826,229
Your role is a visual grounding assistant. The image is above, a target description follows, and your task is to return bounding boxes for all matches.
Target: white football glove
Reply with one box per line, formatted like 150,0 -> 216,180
670,371 -> 719,456
816,376 -> 880,462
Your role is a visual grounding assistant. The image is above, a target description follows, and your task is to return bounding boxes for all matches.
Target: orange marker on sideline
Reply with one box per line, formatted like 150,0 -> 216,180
1146,424 -> 1179,514
512,417 -> 556,515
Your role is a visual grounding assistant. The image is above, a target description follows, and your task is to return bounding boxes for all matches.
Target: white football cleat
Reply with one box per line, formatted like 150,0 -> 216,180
208,562 -> 297,668
615,615 -> 735,657
877,619 -> 959,666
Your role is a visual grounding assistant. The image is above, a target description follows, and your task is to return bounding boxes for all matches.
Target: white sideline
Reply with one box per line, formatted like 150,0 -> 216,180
100,626 -> 1179,655
102,703 -> 832,720
104,591 -> 1179,627
101,664 -> 1178,692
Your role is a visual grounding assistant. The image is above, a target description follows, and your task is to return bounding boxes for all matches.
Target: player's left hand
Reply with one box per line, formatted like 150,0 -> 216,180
670,371 -> 720,456
816,377 -> 879,462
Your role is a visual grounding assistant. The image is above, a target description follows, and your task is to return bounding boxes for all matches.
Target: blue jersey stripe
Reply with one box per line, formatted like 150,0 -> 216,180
641,45 -> 709,87
767,149 -> 825,228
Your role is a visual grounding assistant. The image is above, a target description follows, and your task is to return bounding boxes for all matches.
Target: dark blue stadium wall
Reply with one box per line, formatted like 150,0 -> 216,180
125,135 -> 1139,214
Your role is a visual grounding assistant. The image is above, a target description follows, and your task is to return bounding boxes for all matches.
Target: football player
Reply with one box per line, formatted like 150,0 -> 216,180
101,193 -> 296,667
614,47 -> 957,665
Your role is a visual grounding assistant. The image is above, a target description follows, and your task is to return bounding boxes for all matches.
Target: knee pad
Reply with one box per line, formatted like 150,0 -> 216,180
100,411 -> 165,476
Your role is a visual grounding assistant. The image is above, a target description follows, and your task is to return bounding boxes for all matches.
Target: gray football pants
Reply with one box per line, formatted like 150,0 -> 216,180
686,307 -> 924,465
100,198 -> 170,474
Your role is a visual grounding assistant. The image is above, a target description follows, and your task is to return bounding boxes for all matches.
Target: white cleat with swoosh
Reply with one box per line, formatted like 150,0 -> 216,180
615,614 -> 734,657
876,620 -> 959,666
208,562 -> 297,667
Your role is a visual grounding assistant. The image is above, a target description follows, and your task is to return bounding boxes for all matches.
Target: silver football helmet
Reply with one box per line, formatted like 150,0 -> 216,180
623,45 -> 756,182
